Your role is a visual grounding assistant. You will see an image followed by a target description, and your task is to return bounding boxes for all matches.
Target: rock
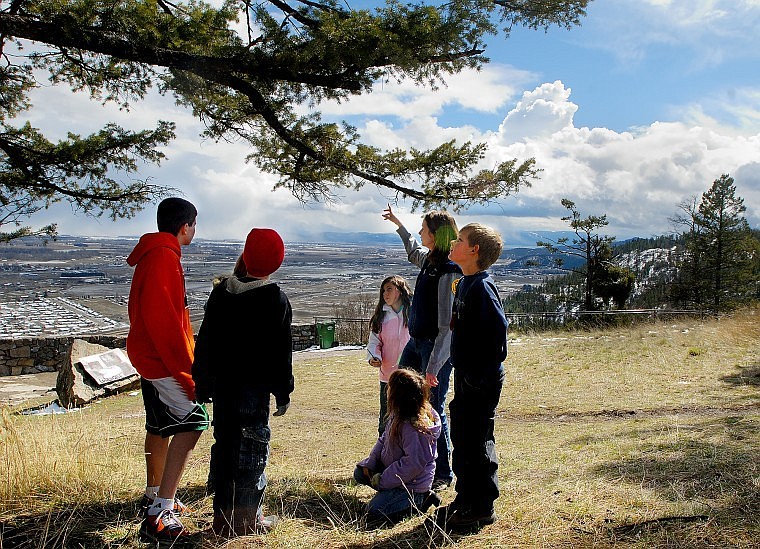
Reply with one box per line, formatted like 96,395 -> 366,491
9,346 -> 30,358
56,339 -> 140,408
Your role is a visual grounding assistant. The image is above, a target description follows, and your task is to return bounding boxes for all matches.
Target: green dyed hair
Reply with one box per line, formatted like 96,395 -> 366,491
424,211 -> 458,265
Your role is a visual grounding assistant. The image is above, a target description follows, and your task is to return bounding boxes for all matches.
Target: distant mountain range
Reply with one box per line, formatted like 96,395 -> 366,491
319,230 -> 582,248
28,232 -> 636,272
317,231 -> 587,270
42,230 -> 583,249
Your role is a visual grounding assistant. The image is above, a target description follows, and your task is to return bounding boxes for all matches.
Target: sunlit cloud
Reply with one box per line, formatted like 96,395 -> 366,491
472,81 -> 760,238
319,64 -> 535,120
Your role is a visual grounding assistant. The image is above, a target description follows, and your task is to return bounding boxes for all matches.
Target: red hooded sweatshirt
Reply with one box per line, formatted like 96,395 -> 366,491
126,232 -> 196,400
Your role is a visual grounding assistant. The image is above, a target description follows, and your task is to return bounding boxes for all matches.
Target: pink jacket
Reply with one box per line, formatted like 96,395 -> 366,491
367,305 -> 411,383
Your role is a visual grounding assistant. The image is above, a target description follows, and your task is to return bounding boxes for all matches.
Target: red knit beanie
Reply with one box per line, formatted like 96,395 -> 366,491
242,228 -> 285,278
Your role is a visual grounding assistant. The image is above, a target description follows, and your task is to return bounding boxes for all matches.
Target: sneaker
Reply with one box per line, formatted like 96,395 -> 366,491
419,490 -> 442,513
138,495 -> 189,518
435,504 -> 495,533
431,478 -> 452,492
138,509 -> 188,544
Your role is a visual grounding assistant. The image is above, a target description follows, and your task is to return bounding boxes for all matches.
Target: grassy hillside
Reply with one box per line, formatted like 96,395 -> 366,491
1,308 -> 758,548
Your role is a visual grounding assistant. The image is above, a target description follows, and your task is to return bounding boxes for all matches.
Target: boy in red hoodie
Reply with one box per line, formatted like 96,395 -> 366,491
126,197 -> 209,544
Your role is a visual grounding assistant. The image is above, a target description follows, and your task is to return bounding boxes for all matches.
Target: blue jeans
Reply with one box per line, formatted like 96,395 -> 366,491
399,338 -> 453,483
430,359 -> 453,483
353,466 -> 427,517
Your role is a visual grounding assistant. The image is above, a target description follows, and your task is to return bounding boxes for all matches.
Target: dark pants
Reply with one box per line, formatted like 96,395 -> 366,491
449,367 -> 504,512
210,390 -> 270,524
430,359 -> 453,483
378,381 -> 388,436
399,338 -> 453,483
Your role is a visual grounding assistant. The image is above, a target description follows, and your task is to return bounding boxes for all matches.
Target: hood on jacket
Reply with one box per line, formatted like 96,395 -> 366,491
381,303 -> 405,316
387,408 -> 442,443
423,410 -> 443,442
127,232 -> 180,267
224,276 -> 273,295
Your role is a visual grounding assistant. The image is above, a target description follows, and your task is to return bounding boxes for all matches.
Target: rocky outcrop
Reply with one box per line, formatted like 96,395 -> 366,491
56,339 -> 139,408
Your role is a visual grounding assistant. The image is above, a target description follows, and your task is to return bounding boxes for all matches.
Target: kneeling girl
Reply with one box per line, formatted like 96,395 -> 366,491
354,369 -> 442,525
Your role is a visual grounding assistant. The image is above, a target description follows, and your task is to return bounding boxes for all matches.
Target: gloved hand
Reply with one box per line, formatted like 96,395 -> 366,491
273,402 -> 290,416
370,473 -> 382,489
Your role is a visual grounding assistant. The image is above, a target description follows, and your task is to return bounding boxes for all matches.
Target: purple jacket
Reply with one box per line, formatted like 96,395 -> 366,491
358,409 -> 441,492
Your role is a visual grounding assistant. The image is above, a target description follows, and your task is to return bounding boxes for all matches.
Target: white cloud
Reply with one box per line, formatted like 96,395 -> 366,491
360,116 -> 484,151
477,81 -> 760,237
10,57 -> 760,245
496,81 -> 578,144
319,64 -> 534,120
677,87 -> 760,134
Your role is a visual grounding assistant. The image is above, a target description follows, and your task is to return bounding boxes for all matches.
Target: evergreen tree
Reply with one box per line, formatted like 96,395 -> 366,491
676,174 -> 757,311
1,0 -> 590,239
669,196 -> 708,307
591,242 -> 634,309
536,198 -> 617,310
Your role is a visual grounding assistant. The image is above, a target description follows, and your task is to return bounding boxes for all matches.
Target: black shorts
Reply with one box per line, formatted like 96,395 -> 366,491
141,377 -> 209,437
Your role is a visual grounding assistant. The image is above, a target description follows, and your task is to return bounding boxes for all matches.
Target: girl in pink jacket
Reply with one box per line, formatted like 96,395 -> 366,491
367,275 -> 412,435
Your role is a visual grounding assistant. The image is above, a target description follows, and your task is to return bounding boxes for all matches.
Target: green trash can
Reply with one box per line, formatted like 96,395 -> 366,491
316,321 -> 336,349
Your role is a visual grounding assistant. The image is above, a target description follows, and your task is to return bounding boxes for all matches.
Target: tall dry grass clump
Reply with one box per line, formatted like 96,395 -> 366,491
0,306 -> 757,547
2,410 -> 138,507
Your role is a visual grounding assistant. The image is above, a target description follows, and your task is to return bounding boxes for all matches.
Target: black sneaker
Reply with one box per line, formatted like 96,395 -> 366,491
365,509 -> 413,529
138,509 -> 189,545
435,504 -> 495,533
431,478 -> 452,492
365,511 -> 392,529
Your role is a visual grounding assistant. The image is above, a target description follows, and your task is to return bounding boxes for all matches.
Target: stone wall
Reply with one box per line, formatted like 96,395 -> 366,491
0,335 -> 127,376
0,323 -> 318,376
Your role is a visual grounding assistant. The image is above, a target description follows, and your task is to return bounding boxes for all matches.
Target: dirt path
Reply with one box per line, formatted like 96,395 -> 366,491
0,371 -> 58,407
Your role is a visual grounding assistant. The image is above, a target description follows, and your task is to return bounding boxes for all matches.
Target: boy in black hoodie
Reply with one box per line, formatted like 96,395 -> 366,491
435,223 -> 508,533
192,228 -> 294,537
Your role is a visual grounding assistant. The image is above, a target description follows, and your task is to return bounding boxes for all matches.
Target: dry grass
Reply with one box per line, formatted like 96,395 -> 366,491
1,308 -> 758,548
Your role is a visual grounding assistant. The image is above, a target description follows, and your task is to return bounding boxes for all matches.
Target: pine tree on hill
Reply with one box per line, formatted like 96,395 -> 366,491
672,174 -> 758,311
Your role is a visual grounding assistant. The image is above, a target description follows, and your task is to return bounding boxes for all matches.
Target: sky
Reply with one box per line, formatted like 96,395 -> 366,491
14,0 -> 760,246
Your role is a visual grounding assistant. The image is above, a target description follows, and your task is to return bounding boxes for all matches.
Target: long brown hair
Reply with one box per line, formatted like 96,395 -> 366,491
424,211 -> 458,265
385,369 -> 435,443
369,275 -> 412,334
233,254 -> 247,278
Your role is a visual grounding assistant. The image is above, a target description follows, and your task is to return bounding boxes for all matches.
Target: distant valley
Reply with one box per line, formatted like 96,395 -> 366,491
0,234 -> 561,328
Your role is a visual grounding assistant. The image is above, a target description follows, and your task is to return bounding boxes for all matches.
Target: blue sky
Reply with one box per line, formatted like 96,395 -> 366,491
14,0 -> 760,246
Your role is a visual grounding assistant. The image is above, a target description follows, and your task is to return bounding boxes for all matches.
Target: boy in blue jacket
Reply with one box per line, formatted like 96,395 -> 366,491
435,223 -> 508,533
